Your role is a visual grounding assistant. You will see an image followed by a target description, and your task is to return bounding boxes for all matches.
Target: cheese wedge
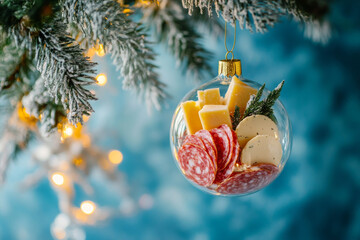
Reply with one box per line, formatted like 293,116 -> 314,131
224,77 -> 257,115
220,97 -> 225,105
197,88 -> 221,108
241,135 -> 282,166
235,115 -> 280,148
203,88 -> 221,105
197,91 -> 205,108
181,101 -> 203,135
199,105 -> 232,130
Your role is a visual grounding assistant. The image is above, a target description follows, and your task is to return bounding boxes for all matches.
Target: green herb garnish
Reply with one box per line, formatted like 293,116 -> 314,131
231,105 -> 241,130
242,80 -> 284,122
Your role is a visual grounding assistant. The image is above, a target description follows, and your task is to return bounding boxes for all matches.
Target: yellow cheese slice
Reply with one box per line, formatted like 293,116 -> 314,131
224,77 -> 257,115
203,88 -> 221,105
220,97 -> 225,105
235,115 -> 280,148
181,101 -> 203,135
199,105 -> 232,130
232,76 -> 247,86
241,135 -> 282,166
197,88 -> 221,108
197,91 -> 205,108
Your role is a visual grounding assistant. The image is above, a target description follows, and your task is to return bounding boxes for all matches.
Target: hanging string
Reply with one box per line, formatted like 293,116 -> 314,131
224,21 -> 236,60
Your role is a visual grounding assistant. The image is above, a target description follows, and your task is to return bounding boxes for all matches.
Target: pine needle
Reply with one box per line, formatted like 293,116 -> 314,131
242,80 -> 284,122
231,105 -> 241,130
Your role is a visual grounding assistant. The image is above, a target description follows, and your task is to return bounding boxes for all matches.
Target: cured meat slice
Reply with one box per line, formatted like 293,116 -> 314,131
178,144 -> 216,187
216,164 -> 279,194
195,130 -> 217,170
210,127 -> 230,171
213,130 -> 240,184
183,134 -> 206,149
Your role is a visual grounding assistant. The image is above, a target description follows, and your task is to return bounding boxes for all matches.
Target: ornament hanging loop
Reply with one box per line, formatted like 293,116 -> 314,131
224,21 -> 236,60
219,21 -> 241,77
225,51 -> 234,60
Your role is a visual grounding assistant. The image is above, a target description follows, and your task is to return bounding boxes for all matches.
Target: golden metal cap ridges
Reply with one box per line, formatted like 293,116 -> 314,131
218,59 -> 242,77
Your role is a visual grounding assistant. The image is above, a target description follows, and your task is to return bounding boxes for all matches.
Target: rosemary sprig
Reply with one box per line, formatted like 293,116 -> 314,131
242,80 -> 284,122
231,105 -> 241,130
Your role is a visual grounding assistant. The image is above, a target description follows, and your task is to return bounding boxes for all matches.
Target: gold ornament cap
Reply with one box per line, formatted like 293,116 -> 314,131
218,59 -> 242,77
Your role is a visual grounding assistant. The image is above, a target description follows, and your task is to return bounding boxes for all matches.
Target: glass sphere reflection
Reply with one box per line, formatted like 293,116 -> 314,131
170,76 -> 292,196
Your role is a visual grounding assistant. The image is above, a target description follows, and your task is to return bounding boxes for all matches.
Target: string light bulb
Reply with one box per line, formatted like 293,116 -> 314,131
64,125 -> 73,137
51,173 -> 65,186
95,44 -> 105,57
96,73 -> 107,86
108,150 -> 123,165
80,201 -> 96,215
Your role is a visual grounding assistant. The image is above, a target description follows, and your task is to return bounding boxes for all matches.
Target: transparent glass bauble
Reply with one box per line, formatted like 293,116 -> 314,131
170,75 -> 292,196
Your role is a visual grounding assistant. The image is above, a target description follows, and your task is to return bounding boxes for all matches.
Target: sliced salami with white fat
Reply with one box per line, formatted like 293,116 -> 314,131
210,127 -> 231,171
178,144 -> 216,187
195,130 -> 217,171
213,129 -> 240,184
216,163 -> 279,194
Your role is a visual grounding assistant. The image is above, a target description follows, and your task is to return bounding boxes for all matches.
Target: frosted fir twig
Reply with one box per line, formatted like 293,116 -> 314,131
0,35 -> 26,93
142,0 -> 213,81
182,0 -> 282,33
1,1 -> 98,125
182,0 -> 330,38
22,77 -> 66,134
188,7 -> 225,38
62,0 -> 167,110
242,81 -> 284,122
34,21 -> 97,124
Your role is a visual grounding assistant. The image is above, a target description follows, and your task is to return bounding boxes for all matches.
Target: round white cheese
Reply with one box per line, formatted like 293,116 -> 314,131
235,115 -> 279,148
241,135 -> 282,166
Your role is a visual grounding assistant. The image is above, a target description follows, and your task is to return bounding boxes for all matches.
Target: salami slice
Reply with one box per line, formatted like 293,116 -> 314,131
178,144 -> 216,187
183,135 -> 206,149
213,130 -> 240,184
216,163 -> 279,194
210,127 -> 231,171
195,130 -> 217,171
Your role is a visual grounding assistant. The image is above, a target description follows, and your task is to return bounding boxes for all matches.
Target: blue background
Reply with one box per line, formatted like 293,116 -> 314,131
1,1 -> 360,239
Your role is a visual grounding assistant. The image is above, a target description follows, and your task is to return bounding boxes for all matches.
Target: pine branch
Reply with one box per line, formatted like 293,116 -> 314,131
182,0 -> 330,34
189,7 -> 224,38
0,36 -> 26,92
231,105 -> 241,130
1,2 -> 98,125
142,0 -> 213,80
34,21 -> 97,124
0,33 -> 39,100
0,0 -> 36,19
22,77 -> 66,134
62,0 -> 167,110
242,81 -> 284,122
182,0 -> 282,33
0,4 -> 20,28
242,83 -> 265,119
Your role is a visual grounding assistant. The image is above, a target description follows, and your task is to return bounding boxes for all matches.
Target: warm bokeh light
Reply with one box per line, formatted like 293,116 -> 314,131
51,173 -> 65,186
17,103 -> 38,126
85,47 -> 96,59
83,114 -> 90,122
123,8 -> 133,14
72,157 -> 84,167
80,201 -> 96,215
96,73 -> 107,86
81,134 -> 91,148
63,125 -> 74,137
108,150 -> 123,165
95,44 -> 105,57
